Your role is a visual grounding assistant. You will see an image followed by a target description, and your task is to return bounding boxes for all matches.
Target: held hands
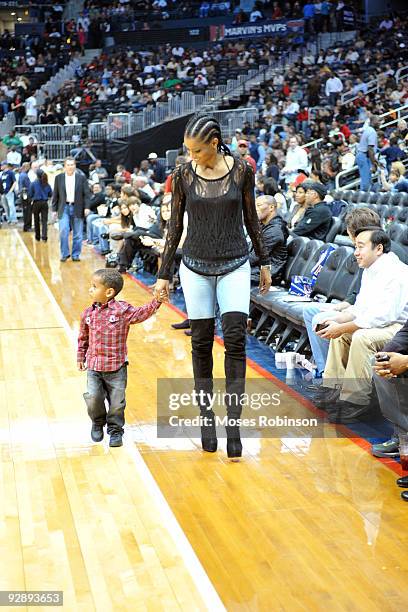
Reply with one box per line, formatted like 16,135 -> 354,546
373,352 -> 408,378
259,267 -> 272,295
153,278 -> 170,303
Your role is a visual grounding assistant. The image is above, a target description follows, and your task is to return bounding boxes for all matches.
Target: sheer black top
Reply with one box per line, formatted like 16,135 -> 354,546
157,158 -> 270,279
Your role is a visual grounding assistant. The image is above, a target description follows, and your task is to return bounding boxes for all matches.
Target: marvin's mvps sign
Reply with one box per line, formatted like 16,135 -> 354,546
210,19 -> 304,41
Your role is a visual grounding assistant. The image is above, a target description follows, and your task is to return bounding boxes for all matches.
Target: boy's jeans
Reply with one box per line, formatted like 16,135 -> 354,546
84,365 -> 127,436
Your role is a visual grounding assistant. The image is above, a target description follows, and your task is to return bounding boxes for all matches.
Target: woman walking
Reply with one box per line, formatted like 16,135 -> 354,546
154,114 -> 271,459
28,169 -> 52,242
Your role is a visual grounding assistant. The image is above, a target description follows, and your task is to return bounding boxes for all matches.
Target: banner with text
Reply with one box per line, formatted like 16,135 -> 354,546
210,19 -> 304,41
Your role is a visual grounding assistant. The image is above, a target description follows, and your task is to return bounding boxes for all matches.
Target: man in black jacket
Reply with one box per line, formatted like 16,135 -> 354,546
291,181 -> 332,241
88,183 -> 106,213
52,157 -> 91,262
250,195 -> 288,285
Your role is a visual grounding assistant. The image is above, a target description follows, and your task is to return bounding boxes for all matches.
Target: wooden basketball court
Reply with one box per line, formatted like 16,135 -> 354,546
1,225 -> 407,611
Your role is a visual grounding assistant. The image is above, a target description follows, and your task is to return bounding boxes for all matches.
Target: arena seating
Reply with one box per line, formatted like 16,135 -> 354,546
249,209 -> 408,353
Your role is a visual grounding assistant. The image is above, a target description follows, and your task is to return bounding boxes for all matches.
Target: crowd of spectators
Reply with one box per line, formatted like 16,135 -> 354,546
3,10 -> 407,210
1,95 -> 407,246
0,20 -> 87,123
1,7 -> 407,222
238,18 -> 408,135
81,0 -> 361,34
8,9 -> 406,141
13,41 -> 275,127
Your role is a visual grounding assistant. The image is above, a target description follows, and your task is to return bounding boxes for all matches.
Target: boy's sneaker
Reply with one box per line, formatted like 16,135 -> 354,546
109,433 -> 123,447
372,437 -> 399,458
91,423 -> 104,442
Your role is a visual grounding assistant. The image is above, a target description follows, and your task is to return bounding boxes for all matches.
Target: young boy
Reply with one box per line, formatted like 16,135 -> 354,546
77,268 -> 163,447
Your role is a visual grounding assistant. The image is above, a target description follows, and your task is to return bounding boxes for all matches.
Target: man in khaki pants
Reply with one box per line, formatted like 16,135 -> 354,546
313,227 -> 408,423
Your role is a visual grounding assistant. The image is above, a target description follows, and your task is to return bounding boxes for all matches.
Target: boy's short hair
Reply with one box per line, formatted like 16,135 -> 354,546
94,269 -> 124,296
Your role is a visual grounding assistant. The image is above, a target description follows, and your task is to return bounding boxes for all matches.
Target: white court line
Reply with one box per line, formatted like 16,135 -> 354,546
16,232 -> 226,612
16,232 -> 76,345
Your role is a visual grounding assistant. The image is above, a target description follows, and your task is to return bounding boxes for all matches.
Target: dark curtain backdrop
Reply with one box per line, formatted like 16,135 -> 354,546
98,114 -> 193,172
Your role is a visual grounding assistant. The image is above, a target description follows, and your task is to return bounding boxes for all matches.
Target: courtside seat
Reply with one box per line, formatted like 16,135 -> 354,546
326,216 -> 343,243
341,190 -> 354,203
387,222 -> 407,242
389,193 -> 404,206
368,192 -> 380,204
398,227 -> 408,248
252,239 -> 324,312
263,242 -> 338,324
397,207 -> 408,224
327,251 -> 360,302
250,236 -> 311,305
249,238 -> 320,337
283,246 -> 353,326
378,192 -> 391,205
283,236 -> 311,282
357,191 -> 370,203
384,205 -> 404,224
400,193 -> 408,207
334,234 -> 354,247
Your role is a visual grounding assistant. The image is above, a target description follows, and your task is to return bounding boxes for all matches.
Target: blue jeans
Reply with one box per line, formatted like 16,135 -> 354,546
59,204 -> 84,259
303,304 -> 339,375
96,223 -> 110,252
84,364 -> 127,435
89,216 -> 105,244
179,259 -> 251,319
86,213 -> 100,242
356,151 -> 372,191
5,191 -> 17,222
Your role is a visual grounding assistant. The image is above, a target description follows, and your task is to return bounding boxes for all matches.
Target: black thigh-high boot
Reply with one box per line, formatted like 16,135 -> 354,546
190,318 -> 217,452
221,311 -> 248,459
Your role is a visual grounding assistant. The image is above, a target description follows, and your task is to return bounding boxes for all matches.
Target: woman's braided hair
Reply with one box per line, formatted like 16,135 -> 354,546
184,113 -> 231,156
